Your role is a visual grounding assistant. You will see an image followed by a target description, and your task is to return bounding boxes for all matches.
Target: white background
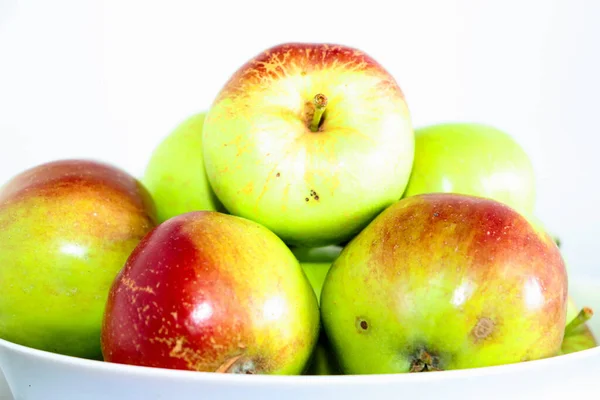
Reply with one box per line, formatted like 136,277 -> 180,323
0,0 -> 598,276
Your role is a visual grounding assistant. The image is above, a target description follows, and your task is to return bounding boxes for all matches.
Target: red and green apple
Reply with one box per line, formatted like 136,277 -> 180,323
101,211 -> 320,374
321,193 -> 567,374
0,160 -> 156,359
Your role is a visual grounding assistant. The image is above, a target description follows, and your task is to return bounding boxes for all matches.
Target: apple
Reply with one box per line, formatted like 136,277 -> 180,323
403,123 -> 536,216
202,42 -> 415,247
321,193 -> 567,374
101,211 -> 320,374
526,214 -> 561,248
305,330 -> 342,375
301,262 -> 342,375
291,244 -> 343,374
559,299 -> 596,355
291,245 -> 343,264
0,160 -> 156,359
142,112 -> 224,223
302,263 -> 333,301
292,245 -> 342,374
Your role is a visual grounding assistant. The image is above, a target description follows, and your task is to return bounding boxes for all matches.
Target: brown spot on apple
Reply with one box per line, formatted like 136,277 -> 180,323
356,317 -> 369,332
471,317 -> 495,341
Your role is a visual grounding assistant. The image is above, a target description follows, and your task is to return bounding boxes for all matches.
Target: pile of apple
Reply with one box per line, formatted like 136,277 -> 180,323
0,42 -> 596,376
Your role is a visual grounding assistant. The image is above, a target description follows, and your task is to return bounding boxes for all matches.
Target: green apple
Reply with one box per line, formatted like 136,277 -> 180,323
293,245 -> 343,375
302,263 -> 333,301
560,299 -> 596,355
102,211 -> 320,374
321,193 -> 567,374
305,330 -> 342,375
0,160 -> 156,359
403,123 -> 536,216
291,245 -> 343,264
202,42 -> 415,247
300,262 -> 342,375
142,112 -> 224,223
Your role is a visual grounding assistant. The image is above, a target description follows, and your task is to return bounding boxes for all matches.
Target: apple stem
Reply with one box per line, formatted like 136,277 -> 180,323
565,307 -> 594,336
310,94 -> 328,132
409,348 -> 442,372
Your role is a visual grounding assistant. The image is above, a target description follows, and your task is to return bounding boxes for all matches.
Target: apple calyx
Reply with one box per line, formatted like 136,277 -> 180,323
409,348 -> 442,372
564,307 -> 594,337
216,354 -> 259,374
309,93 -> 328,132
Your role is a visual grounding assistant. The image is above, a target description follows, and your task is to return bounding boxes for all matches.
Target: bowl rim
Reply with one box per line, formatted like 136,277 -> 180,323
1,336 -> 599,386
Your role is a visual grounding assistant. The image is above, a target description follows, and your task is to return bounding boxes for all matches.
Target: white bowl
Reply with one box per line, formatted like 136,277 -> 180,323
0,277 -> 599,400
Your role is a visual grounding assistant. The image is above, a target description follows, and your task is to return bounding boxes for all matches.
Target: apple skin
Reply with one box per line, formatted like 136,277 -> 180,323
403,123 -> 536,216
294,246 -> 343,375
202,42 -> 414,247
560,325 -> 597,355
101,211 -> 320,375
291,245 -> 343,264
566,296 -> 580,324
293,245 -> 343,375
559,298 -> 597,355
0,160 -> 156,359
534,229 -> 595,355
321,193 -> 567,374
305,330 -> 342,376
142,112 -> 224,223
526,214 -> 561,248
302,263 -> 333,301
300,262 -> 342,375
